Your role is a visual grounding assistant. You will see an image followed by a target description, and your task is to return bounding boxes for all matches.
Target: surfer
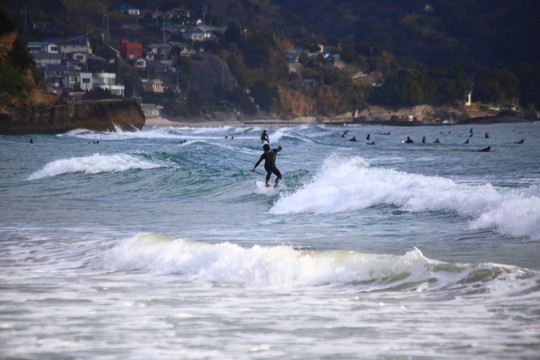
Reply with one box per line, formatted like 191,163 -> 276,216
253,144 -> 283,187
341,130 -> 349,138
403,136 -> 414,144
260,130 -> 270,144
479,146 -> 491,152
515,139 -> 524,144
349,136 -> 357,142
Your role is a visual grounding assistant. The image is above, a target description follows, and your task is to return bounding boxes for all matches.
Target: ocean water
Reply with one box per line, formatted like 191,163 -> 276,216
1,122 -> 540,359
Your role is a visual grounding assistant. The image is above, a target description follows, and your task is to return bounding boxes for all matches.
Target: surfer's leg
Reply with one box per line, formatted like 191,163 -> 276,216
265,170 -> 272,186
273,168 -> 282,186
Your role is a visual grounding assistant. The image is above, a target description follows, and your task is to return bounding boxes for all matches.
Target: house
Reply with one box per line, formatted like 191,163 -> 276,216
147,60 -> 172,74
80,72 -> 93,91
113,3 -> 140,16
135,57 -> 147,71
120,39 -> 143,60
162,22 -> 188,35
352,71 -> 384,87
184,28 -> 204,42
42,64 -> 80,94
32,52 -> 62,68
166,8 -> 192,25
323,53 -> 345,69
168,41 -> 195,57
284,46 -> 307,63
58,36 -> 89,55
146,43 -> 172,61
32,21 -> 64,33
183,25 -> 222,42
27,42 -> 59,54
142,79 -> 164,93
92,72 -> 125,97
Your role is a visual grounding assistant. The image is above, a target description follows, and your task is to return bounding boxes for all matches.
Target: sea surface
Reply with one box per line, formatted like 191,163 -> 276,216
1,121 -> 540,359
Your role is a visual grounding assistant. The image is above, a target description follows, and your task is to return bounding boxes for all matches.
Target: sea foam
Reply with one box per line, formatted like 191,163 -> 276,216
101,234 -> 536,293
270,155 -> 540,239
28,153 -> 162,180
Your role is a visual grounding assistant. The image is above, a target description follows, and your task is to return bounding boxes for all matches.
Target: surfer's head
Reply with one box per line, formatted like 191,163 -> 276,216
263,144 -> 270,151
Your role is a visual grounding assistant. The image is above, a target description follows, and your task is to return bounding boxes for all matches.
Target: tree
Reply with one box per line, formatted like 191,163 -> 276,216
224,20 -> 243,45
243,34 -> 271,69
475,68 -> 519,104
251,81 -> 278,111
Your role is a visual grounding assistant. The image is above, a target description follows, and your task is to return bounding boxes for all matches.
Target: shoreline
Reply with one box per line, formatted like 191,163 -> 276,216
144,114 -> 537,128
143,116 -> 325,128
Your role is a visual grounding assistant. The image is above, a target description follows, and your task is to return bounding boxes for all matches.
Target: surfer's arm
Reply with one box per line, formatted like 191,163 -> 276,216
253,154 -> 264,170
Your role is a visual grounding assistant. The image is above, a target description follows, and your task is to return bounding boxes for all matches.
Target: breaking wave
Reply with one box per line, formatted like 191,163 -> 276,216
270,156 -> 540,239
100,234 -> 538,294
28,153 -> 163,180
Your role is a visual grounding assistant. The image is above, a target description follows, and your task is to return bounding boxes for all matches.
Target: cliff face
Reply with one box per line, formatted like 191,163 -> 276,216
0,99 -> 146,135
353,105 -> 470,124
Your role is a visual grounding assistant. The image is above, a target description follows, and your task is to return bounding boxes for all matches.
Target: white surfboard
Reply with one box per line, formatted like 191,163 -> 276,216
256,181 -> 278,193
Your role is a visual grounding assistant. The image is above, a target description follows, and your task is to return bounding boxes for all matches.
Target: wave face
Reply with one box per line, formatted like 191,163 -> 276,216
101,234 -> 538,294
27,153 -> 163,180
270,156 -> 540,239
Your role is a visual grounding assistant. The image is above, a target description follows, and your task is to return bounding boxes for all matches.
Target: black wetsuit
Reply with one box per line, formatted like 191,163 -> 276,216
261,132 -> 269,143
254,147 -> 282,185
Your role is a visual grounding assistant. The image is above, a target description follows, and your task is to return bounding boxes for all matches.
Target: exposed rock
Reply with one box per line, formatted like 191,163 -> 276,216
0,99 -> 145,135
188,53 -> 236,94
458,110 -> 535,124
353,105 -> 469,125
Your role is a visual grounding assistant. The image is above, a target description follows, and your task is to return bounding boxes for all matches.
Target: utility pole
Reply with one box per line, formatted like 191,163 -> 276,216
162,16 -> 166,43
103,12 -> 110,44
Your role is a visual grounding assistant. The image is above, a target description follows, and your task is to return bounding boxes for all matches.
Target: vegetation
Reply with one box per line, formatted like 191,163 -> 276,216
0,8 -> 38,105
1,0 -> 538,116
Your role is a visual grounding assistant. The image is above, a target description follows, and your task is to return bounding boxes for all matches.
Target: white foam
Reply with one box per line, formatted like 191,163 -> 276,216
28,153 -> 163,180
101,234 -> 537,293
270,155 -> 540,239
63,126 -> 185,140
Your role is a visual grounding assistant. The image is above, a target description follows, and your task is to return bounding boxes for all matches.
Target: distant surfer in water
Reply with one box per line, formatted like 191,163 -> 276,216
403,136 -> 414,144
479,146 -> 491,152
253,144 -> 283,187
260,130 -> 270,144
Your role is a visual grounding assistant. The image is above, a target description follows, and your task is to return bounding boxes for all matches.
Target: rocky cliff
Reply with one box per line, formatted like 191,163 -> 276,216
352,105 -> 470,125
0,99 -> 146,135
0,13 -> 145,135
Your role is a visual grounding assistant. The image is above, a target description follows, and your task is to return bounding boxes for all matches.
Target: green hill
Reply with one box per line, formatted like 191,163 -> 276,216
1,0 -> 539,116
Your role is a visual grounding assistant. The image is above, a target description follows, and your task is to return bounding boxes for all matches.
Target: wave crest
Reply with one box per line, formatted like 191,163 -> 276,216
270,156 -> 540,239
99,234 -> 537,293
28,153 -> 163,180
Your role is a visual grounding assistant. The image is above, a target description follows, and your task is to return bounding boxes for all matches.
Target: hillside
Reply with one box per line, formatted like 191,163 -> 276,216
1,0 -> 538,119
0,8 -> 59,107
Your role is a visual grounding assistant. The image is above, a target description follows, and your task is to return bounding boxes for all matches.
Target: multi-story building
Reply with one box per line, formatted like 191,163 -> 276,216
120,39 -> 143,60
